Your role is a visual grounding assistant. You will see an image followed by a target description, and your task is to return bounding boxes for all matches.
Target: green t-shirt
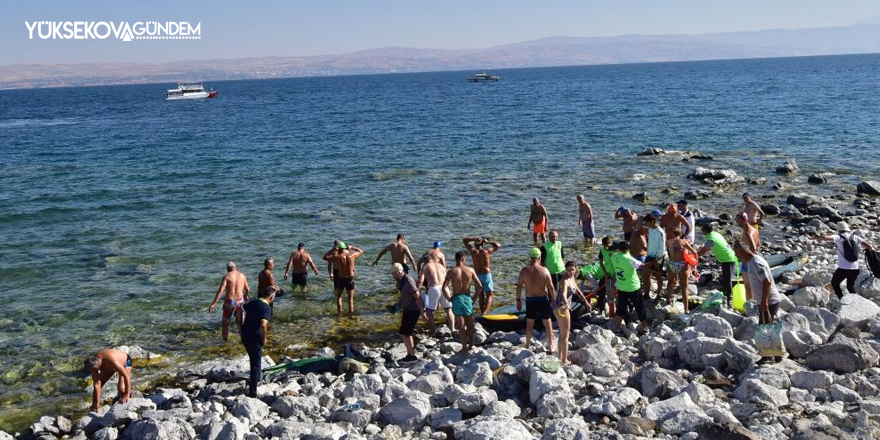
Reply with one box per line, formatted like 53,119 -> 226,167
611,252 -> 642,292
543,240 -> 565,274
706,231 -> 737,263
580,262 -> 606,281
598,247 -> 615,279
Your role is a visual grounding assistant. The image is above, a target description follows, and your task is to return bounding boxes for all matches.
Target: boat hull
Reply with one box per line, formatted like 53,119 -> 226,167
165,91 -> 217,101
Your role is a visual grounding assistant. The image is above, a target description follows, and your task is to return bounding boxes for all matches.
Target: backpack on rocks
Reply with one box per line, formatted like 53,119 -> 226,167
866,249 -> 880,278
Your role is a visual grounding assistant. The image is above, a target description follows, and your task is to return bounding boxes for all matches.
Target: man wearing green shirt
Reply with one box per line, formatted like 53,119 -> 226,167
698,224 -> 738,306
541,230 -> 566,291
611,241 -> 649,335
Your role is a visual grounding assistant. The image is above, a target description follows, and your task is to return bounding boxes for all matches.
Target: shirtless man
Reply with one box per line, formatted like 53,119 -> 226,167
283,243 -> 320,293
209,262 -> 251,342
516,248 -> 556,353
323,242 -> 364,317
577,194 -> 595,246
258,257 -> 284,315
741,193 -> 766,227
660,204 -> 689,240
326,240 -> 340,285
372,234 -> 417,273
666,228 -> 699,313
416,241 -> 447,274
527,198 -> 549,245
615,206 -> 639,241
442,251 -> 483,354
463,236 -> 501,315
737,212 -> 762,301
84,348 -> 132,411
417,254 -> 455,334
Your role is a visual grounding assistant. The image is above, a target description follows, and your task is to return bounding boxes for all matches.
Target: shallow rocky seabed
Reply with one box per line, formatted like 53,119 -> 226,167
8,174 -> 880,440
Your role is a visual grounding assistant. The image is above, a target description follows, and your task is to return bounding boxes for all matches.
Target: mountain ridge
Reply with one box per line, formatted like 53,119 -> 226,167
3,21 -> 880,89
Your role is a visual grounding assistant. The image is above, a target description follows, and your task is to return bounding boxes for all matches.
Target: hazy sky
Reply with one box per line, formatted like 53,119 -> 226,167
3,0 -> 880,65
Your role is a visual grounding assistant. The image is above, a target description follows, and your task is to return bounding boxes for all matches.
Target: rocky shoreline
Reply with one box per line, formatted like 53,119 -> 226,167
7,173 -> 880,440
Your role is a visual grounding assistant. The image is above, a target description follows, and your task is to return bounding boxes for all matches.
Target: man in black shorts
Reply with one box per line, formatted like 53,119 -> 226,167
516,247 -> 556,353
392,263 -> 425,363
283,243 -> 320,293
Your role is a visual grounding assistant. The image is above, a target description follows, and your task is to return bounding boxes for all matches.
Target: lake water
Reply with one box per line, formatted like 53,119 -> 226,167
1,53 -> 880,431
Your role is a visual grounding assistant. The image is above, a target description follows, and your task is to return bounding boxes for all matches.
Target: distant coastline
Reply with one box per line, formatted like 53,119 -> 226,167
3,20 -> 880,90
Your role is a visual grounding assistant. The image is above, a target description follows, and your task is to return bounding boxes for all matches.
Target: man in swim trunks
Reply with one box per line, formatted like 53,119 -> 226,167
660,204 -> 689,240
372,234 -> 417,274
741,193 -> 766,228
326,240 -> 340,284
323,242 -> 364,317
540,230 -> 566,291
666,227 -> 698,313
676,200 -> 696,244
615,206 -> 639,241
84,348 -> 133,411
283,243 -> 320,294
209,261 -> 251,342
527,197 -> 549,245
517,247 -> 556,352
642,214 -> 667,302
463,236 -> 501,315
577,194 -> 595,246
417,253 -> 455,334
442,251 -> 483,355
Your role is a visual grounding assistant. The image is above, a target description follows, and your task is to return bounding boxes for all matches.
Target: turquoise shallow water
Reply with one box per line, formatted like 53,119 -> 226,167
1,54 -> 880,430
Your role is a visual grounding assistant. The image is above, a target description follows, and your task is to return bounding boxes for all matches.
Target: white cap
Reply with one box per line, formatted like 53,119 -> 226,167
837,222 -> 851,233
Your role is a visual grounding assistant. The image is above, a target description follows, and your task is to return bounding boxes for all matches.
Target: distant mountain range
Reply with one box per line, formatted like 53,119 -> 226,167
3,18 -> 880,89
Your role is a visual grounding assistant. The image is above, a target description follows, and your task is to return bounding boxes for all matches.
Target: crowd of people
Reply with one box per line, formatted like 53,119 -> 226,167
84,192 -> 875,403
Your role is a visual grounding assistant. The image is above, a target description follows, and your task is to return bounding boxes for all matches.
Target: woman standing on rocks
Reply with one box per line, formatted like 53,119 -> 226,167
665,228 -> 698,313
554,261 -> 590,364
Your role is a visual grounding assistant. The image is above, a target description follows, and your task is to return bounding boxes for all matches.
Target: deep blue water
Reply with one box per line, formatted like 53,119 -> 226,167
1,53 -> 879,429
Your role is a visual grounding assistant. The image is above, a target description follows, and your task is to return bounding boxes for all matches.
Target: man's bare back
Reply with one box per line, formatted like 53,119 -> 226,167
446,265 -> 478,295
630,230 -> 648,257
579,201 -> 593,223
622,212 -> 639,233
222,271 -> 248,302
660,213 -> 688,238
421,260 -> 447,287
518,264 -> 554,298
429,248 -> 446,267
290,250 -> 311,273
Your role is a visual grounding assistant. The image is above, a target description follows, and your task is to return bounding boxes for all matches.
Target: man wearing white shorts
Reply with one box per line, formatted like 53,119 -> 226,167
418,254 -> 455,334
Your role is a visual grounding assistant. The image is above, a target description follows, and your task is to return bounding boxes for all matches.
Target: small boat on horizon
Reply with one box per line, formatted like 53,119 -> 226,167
467,72 -> 499,82
165,83 -> 218,101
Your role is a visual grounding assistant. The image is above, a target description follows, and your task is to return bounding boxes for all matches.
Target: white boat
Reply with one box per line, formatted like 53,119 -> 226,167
467,73 -> 499,82
165,83 -> 218,101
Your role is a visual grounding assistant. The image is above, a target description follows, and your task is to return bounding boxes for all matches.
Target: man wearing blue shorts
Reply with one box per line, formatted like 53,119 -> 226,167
463,236 -> 501,315
577,194 -> 595,246
443,251 -> 483,355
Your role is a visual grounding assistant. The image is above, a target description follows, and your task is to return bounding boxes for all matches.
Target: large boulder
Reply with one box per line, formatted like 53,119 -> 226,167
677,336 -> 726,369
452,417 -> 533,440
857,181 -> 880,196
124,418 -> 196,440
541,418 -> 590,440
481,400 -> 522,418
779,312 -> 824,359
732,379 -> 789,407
790,286 -> 830,308
98,398 -> 157,428
455,389 -> 498,415
689,167 -> 744,185
640,365 -> 686,399
838,294 -> 880,329
723,339 -> 761,374
342,374 -> 384,399
569,342 -> 620,376
529,365 -> 570,404
804,335 -> 880,373
642,393 -> 709,434
776,158 -> 799,174
428,408 -> 462,431
376,391 -> 431,431
455,361 -> 494,388
696,423 -> 762,440
694,314 -> 734,339
638,148 -> 666,156
856,273 -> 880,300
230,396 -> 269,423
790,371 -> 833,390
537,390 -> 577,419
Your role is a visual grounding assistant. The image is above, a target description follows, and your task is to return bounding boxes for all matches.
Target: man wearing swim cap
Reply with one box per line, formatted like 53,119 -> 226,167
517,247 -> 556,353
577,194 -> 595,246
323,241 -> 364,317
284,243 -> 320,294
615,206 -> 639,241
463,236 -> 501,315
660,204 -> 689,240
527,197 -> 549,245
443,251 -> 483,355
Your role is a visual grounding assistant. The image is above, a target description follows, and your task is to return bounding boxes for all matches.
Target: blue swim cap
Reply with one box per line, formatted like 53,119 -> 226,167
620,206 -> 628,213
433,241 -> 442,248
652,209 -> 662,217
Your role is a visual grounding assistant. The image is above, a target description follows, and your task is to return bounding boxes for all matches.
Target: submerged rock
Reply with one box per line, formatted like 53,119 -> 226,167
776,158 -> 799,174
857,180 -> 880,196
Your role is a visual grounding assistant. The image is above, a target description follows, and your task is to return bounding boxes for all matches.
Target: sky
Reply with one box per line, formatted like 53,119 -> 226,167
2,0 -> 880,66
